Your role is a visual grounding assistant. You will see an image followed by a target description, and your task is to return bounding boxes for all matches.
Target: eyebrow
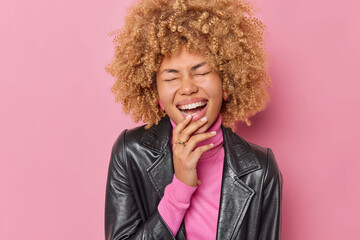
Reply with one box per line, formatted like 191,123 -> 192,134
160,62 -> 207,74
191,62 -> 207,70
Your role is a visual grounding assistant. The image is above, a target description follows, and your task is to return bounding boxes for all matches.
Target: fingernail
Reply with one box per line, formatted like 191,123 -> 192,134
209,143 -> 214,147
210,131 -> 216,135
200,117 -> 207,122
186,115 -> 191,119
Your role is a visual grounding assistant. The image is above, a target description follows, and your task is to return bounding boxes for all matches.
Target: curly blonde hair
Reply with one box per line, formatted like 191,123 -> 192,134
106,0 -> 270,130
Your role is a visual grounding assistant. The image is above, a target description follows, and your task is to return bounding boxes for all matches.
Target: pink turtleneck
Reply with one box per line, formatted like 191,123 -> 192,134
157,115 -> 225,239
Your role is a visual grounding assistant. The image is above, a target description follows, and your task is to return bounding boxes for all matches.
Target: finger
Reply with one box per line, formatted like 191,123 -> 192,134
179,117 -> 208,142
185,131 -> 216,151
197,179 -> 202,186
172,115 -> 192,143
191,143 -> 215,162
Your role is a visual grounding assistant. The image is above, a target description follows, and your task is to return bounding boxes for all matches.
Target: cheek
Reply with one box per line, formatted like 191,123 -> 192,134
157,83 -> 177,105
212,90 -> 224,107
207,78 -> 223,100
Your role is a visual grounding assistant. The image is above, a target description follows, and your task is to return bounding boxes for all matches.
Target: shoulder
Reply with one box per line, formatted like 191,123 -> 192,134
111,124 -> 148,157
247,142 -> 277,171
223,127 -> 282,182
108,124 -> 157,178
246,140 -> 283,188
248,142 -> 282,182
110,117 -> 172,165
112,125 -> 147,149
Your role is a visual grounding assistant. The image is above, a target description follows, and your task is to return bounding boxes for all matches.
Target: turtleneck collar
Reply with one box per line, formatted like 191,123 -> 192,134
170,114 -> 224,162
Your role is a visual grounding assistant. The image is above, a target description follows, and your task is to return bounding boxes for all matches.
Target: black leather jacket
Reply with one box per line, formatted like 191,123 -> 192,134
105,117 -> 283,240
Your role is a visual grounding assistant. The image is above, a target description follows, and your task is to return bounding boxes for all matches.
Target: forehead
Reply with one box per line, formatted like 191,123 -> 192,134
159,47 -> 208,70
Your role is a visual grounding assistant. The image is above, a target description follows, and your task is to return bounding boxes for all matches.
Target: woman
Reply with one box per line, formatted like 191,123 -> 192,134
105,0 -> 282,239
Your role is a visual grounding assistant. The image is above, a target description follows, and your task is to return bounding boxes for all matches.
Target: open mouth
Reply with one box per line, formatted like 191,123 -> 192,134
177,100 -> 208,117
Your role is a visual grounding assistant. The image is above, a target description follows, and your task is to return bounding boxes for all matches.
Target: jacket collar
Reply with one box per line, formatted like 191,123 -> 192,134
139,116 -> 172,153
142,117 -> 261,240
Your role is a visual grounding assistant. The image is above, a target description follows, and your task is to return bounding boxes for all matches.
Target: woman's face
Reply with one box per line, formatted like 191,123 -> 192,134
156,47 -> 223,134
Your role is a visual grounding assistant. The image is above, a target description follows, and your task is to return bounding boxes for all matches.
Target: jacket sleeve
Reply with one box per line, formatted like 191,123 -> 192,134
105,130 -> 176,240
258,148 -> 283,240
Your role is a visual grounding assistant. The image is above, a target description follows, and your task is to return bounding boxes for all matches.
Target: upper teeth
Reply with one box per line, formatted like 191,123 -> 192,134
178,101 -> 207,110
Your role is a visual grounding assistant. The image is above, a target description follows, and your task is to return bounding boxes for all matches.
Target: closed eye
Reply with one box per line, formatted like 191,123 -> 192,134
164,78 -> 178,82
195,72 -> 210,76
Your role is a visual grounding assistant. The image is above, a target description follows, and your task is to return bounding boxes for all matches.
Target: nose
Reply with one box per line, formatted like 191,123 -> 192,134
178,77 -> 198,95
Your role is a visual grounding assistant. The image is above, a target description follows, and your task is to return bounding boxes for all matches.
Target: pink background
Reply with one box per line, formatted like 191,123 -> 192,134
1,0 -> 359,239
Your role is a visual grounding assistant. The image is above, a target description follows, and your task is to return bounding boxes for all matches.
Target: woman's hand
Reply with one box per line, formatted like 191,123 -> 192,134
172,115 -> 216,187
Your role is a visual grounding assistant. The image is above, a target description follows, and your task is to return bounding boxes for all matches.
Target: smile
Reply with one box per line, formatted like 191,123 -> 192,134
176,100 -> 208,118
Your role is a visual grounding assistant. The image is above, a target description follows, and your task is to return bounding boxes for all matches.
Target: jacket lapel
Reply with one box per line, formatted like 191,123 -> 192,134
142,117 -> 187,240
216,127 -> 261,240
